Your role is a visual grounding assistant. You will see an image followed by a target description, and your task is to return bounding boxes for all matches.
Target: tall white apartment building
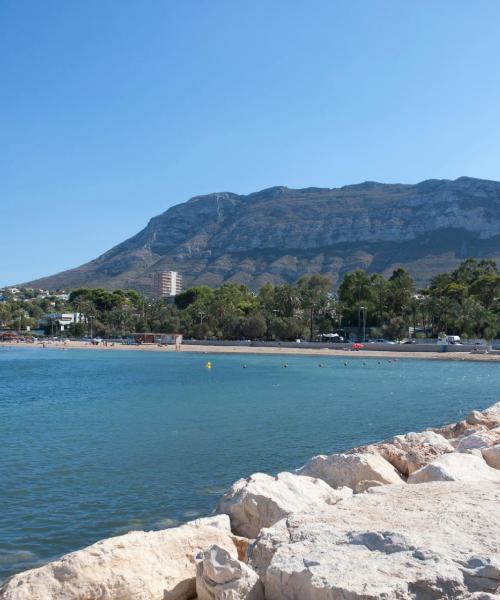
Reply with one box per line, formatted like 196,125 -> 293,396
152,271 -> 183,298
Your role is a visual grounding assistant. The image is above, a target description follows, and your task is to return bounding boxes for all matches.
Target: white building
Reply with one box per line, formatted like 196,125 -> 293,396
152,271 -> 183,298
40,313 -> 82,332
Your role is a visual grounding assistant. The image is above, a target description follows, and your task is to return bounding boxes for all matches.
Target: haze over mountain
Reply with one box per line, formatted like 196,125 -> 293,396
24,177 -> 500,292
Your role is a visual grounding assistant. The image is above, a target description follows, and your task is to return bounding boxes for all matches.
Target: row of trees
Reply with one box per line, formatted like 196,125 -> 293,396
1,258 -> 499,340
336,259 -> 500,340
173,259 -> 500,340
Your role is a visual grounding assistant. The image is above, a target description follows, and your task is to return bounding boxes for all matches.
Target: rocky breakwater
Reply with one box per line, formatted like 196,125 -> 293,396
1,402 -> 500,599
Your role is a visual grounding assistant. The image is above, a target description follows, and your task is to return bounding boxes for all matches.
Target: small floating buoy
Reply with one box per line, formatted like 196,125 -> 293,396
205,361 -> 212,370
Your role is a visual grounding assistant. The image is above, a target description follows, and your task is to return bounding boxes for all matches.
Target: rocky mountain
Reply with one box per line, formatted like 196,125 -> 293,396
24,176 -> 500,291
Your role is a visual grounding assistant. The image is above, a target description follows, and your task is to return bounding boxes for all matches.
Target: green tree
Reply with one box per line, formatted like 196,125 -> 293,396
297,274 -> 332,340
338,270 -> 374,308
387,268 -> 413,318
242,313 -> 267,339
469,275 -> 500,308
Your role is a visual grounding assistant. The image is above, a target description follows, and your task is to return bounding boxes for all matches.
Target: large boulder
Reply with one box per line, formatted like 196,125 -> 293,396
297,451 -> 404,491
457,428 -> 500,453
217,471 -> 351,538
408,453 -> 500,484
433,419 -> 474,441
482,445 -> 500,470
364,430 -> 455,476
196,545 -> 264,600
0,515 -> 237,600
432,402 -> 500,442
250,481 -> 500,599
466,402 -> 500,429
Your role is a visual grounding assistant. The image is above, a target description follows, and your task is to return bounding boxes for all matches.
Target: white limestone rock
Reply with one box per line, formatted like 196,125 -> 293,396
433,419 -> 475,441
408,452 -> 500,484
466,402 -> 500,429
457,428 -> 500,453
196,544 -> 264,600
433,403 -> 500,442
297,451 -> 404,490
365,430 -> 455,476
0,515 -> 236,600
217,471 -> 351,538
250,481 -> 500,599
482,445 -> 500,470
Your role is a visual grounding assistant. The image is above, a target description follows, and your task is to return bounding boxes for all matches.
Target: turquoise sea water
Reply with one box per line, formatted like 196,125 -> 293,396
0,347 -> 499,580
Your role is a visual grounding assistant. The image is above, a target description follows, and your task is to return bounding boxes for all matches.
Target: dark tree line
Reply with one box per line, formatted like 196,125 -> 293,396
2,258 -> 499,340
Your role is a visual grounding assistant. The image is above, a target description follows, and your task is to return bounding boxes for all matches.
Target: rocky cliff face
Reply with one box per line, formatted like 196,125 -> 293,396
24,176 -> 500,290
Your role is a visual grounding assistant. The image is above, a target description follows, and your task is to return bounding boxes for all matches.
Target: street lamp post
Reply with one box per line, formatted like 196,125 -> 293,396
358,306 -> 367,342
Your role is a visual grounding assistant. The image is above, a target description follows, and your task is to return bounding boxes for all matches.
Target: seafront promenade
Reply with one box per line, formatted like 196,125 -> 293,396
2,339 -> 500,362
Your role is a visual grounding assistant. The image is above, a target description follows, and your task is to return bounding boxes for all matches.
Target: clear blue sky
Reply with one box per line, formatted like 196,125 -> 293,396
2,0 -> 500,287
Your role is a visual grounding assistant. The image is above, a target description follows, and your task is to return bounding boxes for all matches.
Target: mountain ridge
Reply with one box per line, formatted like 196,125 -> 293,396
22,176 -> 500,291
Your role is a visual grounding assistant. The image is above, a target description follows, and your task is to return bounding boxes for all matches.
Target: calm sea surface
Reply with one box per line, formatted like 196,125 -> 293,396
0,347 -> 499,580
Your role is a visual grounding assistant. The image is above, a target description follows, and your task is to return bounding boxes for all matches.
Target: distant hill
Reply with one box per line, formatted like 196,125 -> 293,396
23,176 -> 500,291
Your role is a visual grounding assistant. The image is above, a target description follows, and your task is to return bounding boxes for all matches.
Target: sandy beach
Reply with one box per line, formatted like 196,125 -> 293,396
1,340 -> 500,361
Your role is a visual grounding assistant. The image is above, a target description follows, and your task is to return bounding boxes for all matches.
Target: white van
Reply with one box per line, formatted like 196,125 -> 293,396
438,335 -> 462,345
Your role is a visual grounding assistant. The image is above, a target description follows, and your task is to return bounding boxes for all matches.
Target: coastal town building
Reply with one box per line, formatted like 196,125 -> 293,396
39,312 -> 83,332
152,271 -> 182,298
127,332 -> 183,346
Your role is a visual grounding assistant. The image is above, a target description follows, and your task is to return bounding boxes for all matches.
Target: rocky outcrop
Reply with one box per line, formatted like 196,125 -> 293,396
3,401 -> 500,599
466,403 -> 500,428
216,471 -> 351,538
0,516 -> 237,600
357,430 -> 455,476
250,481 -> 500,599
434,419 -> 477,441
408,452 -> 500,484
297,451 -> 404,491
195,545 -> 264,600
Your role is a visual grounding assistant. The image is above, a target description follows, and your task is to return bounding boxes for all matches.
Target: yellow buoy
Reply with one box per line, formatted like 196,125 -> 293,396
205,361 -> 212,369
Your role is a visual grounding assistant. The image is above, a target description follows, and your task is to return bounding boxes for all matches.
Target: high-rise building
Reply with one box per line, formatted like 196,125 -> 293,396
152,271 -> 182,298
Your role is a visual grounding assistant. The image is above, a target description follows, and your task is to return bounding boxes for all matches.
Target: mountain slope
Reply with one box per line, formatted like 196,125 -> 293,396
23,177 -> 500,291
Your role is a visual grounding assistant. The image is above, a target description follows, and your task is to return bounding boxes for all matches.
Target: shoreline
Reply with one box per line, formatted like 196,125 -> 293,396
1,339 -> 500,361
2,400 -> 499,598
